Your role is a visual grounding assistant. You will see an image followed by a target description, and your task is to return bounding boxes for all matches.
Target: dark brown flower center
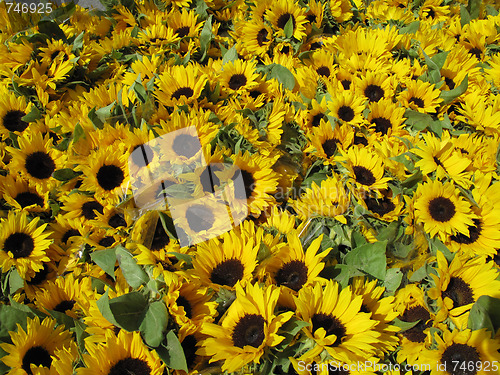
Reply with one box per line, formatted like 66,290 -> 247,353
2,110 -> 29,132
99,236 -> 115,248
97,164 -> 124,191
277,13 -> 295,30
341,80 -> 351,90
311,313 -> 346,346
445,76 -> 455,90
337,105 -> 355,122
81,201 -> 104,220
61,229 -> 80,245
450,219 -> 481,245
53,299 -> 76,313
171,87 -> 194,100
275,260 -> 308,291
233,168 -> 256,199
176,295 -> 192,319
199,164 -> 222,194
322,139 -> 338,158
149,220 -> 170,250
108,213 -> 127,228
352,166 -> 376,186
210,258 -> 244,287
364,84 -> 384,102
181,334 -> 198,369
409,97 -> 424,108
4,232 -> 34,258
232,314 -> 266,348
22,346 -> 52,375
316,66 -> 330,78
443,277 -> 474,308
25,151 -> 56,180
172,134 -> 199,158
400,305 -> 431,343
15,192 -> 44,208
371,117 -> 391,135
257,28 -> 269,46
185,204 -> 215,232
364,196 -> 395,216
27,263 -> 50,285
428,196 -> 455,222
108,357 -> 151,375
175,26 -> 190,38
311,113 -> 327,127
228,74 -> 248,90
468,47 -> 481,60
440,343 -> 480,375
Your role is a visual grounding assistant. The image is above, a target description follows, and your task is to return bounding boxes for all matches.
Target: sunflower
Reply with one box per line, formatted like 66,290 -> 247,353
354,71 -> 393,103
358,190 -> 404,222
291,175 -> 350,223
265,0 -> 307,40
351,277 -> 400,354
427,251 -> 500,329
153,125 -> 205,168
0,85 -> 33,139
6,131 -> 65,192
38,39 -> 76,65
305,121 -> 354,161
367,99 -> 406,137
132,240 -> 184,284
190,226 -> 259,290
327,89 -> 366,125
61,193 -> 110,229
33,273 -> 95,319
77,330 -> 164,375
219,59 -> 260,95
76,145 -> 129,205
155,63 -> 208,107
0,316 -> 78,375
394,284 -> 435,365
262,232 -> 329,292
307,50 -> 337,82
342,146 -> 392,194
413,180 -> 476,241
164,278 -> 218,337
398,79 -> 443,113
167,8 -> 203,40
198,282 -> 293,373
0,211 -> 51,280
417,328 -> 500,374
294,280 -> 380,363
48,214 -> 85,257
0,174 -> 49,212
236,20 -> 273,57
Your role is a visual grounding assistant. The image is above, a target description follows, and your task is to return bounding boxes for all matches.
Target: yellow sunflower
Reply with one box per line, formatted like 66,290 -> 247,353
0,85 -> 33,140
236,20 -> 273,57
427,251 -> 500,329
398,79 -> 443,113
305,121 -> 355,162
155,63 -> 208,107
413,180 -> 476,241
198,282 -> 293,373
327,89 -> 366,125
77,330 -> 164,375
219,59 -> 260,95
190,226 -> 259,290
0,211 -> 51,280
354,71 -> 394,103
294,280 -> 380,363
265,0 -> 307,40
261,231 -> 330,292
0,174 -> 49,213
366,99 -> 407,137
0,316 -> 78,375
6,131 -> 65,192
417,328 -> 500,374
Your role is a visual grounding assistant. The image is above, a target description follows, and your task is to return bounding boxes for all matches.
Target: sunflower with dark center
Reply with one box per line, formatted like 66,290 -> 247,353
0,316 -> 78,375
220,59 -> 259,94
344,147 -> 391,192
418,328 -> 500,375
265,232 -> 329,292
155,63 -> 208,106
266,0 -> 307,40
295,280 -> 380,363
77,330 -> 164,375
0,86 -> 34,139
199,282 -> 293,373
414,180 -> 476,241
327,90 -> 365,125
164,279 -> 217,336
398,79 -> 443,113
0,211 -> 51,279
192,228 -> 259,290
428,251 -> 500,329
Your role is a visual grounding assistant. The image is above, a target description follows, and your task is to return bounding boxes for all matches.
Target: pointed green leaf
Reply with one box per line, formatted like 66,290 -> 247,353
116,246 -> 148,288
91,248 -> 117,280
139,301 -> 169,347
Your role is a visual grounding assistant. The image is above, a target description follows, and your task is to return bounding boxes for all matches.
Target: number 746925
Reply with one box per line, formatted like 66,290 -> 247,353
5,2 -> 53,13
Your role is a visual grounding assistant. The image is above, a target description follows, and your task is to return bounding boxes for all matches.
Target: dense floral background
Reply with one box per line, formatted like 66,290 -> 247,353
0,0 -> 500,374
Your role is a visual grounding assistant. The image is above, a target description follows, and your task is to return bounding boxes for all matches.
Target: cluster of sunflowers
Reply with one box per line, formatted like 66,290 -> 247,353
1,0 -> 500,374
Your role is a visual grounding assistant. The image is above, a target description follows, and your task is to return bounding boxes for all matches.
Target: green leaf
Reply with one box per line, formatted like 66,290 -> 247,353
344,241 -> 387,280
37,20 -> 67,41
319,264 -> 363,289
222,45 -> 238,66
460,5 -> 471,26
95,102 -> 116,122
428,119 -> 443,137
283,16 -> 294,39
74,320 -> 89,352
116,246 -> 149,288
392,318 -> 420,331
404,109 -> 433,131
269,64 -> 295,91
88,108 -> 104,129
72,32 -> 84,51
167,252 -> 192,266
399,21 -> 419,34
133,81 -> 148,103
73,123 -> 85,143
47,309 -> 75,330
409,264 -> 428,282
91,248 -> 117,280
431,51 -> 449,70
199,15 -> 213,61
52,168 -> 81,181
384,268 -> 403,293
8,269 -> 24,294
0,305 -> 32,341
466,0 -> 480,19
21,106 -> 42,122
156,331 -> 188,372
439,75 -> 468,105
97,291 -> 148,331
139,301 -> 169,347
467,296 -> 500,335
401,170 -> 422,189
